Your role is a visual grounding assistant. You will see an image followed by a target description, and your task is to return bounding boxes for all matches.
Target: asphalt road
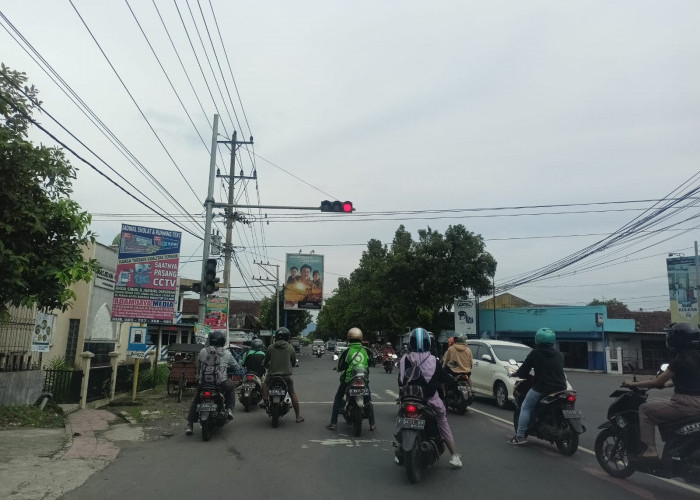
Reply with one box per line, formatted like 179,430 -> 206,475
59,347 -> 698,500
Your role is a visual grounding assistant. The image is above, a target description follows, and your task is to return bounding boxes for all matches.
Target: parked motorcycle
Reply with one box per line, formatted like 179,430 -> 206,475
340,367 -> 372,437
394,394 -> 445,484
196,385 -> 231,441
238,372 -> 263,412
512,375 -> 585,455
443,373 -> 474,415
384,354 -> 397,374
594,378 -> 700,484
266,375 -> 291,428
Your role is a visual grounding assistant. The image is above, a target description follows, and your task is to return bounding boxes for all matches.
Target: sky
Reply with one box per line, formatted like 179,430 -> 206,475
2,1 -> 700,313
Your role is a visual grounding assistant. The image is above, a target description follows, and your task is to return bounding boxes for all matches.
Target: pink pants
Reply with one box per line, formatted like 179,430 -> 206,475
428,393 -> 454,443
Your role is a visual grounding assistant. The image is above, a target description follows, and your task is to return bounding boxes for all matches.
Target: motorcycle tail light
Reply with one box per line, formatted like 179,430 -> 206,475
203,391 -> 212,398
566,393 -> 576,403
352,380 -> 365,387
405,404 -> 419,418
246,374 -> 255,380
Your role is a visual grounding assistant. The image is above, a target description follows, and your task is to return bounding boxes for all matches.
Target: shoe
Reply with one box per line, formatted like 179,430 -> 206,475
185,424 -> 193,435
449,454 -> 463,468
507,435 -> 527,445
369,425 -> 377,432
326,423 -> 337,431
226,409 -> 234,420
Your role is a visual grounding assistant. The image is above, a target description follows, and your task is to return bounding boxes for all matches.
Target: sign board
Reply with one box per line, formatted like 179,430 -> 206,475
31,313 -> 55,352
284,253 -> 324,310
454,299 -> 476,337
595,313 -> 604,327
194,323 -> 210,345
127,326 -> 149,358
94,267 -> 116,290
667,256 -> 699,325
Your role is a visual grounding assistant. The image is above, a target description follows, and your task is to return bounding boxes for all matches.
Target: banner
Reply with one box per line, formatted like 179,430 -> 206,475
206,292 -> 229,332
454,299 -> 477,337
284,253 -> 324,310
31,313 -> 55,352
111,224 -> 182,323
667,256 -> 699,325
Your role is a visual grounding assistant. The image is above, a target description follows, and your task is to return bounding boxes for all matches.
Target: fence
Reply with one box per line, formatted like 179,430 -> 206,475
43,368 -> 83,404
0,306 -> 41,372
86,365 -> 112,402
621,348 -> 670,375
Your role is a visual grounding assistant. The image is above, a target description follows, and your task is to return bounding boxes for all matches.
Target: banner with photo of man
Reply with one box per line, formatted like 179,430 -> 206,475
284,253 -> 324,310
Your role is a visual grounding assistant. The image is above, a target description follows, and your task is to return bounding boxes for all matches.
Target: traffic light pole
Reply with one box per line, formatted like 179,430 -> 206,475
199,114 -> 219,325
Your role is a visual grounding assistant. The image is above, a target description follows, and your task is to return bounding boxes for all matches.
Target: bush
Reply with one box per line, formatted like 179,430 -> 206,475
0,403 -> 65,428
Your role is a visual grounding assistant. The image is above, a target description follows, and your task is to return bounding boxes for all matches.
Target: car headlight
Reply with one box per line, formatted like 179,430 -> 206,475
505,365 -> 518,376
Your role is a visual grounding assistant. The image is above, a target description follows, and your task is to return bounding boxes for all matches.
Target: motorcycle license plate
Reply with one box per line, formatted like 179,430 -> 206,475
269,388 -> 286,396
348,388 -> 369,396
562,409 -> 584,419
396,417 -> 425,430
242,383 -> 255,390
197,402 -> 217,412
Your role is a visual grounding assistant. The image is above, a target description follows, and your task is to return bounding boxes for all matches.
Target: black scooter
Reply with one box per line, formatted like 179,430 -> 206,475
340,368 -> 372,437
443,373 -> 474,415
196,385 -> 231,441
594,383 -> 700,484
266,375 -> 291,428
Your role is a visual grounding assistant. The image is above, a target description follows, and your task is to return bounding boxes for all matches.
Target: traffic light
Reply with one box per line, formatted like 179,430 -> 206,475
320,200 -> 353,213
192,282 -> 202,293
204,258 -> 220,294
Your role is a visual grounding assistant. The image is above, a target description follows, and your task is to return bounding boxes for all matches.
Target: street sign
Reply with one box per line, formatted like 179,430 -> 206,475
127,326 -> 148,358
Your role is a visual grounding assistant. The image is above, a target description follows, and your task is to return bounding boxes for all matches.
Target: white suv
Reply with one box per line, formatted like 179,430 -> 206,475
467,340 -> 532,409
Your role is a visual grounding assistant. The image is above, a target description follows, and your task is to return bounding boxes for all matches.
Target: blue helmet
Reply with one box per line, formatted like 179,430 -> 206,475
409,328 -> 431,353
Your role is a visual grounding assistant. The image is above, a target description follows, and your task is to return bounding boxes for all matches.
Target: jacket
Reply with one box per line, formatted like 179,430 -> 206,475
515,344 -> 567,394
264,340 -> 296,376
243,349 -> 266,378
442,343 -> 473,373
337,342 -> 369,383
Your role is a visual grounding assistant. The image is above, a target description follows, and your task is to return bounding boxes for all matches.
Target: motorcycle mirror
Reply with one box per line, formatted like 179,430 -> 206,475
333,354 -> 339,361
659,363 -> 669,372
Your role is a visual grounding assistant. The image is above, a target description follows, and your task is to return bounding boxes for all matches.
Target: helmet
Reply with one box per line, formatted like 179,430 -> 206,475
275,327 -> 290,341
348,327 -> 363,341
454,335 -> 466,343
386,342 -> 392,348
666,322 -> 700,351
409,327 -> 431,353
251,338 -> 264,351
209,330 -> 226,347
535,327 -> 556,345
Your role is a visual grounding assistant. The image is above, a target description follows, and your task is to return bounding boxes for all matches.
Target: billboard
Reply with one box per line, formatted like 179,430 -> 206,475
206,292 -> 229,333
31,313 -> 55,352
667,256 -> 699,325
284,253 -> 324,310
111,224 -> 182,323
454,299 -> 477,337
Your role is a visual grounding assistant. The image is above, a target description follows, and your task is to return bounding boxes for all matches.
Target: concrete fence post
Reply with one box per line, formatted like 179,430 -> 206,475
108,352 -> 120,400
79,351 -> 94,409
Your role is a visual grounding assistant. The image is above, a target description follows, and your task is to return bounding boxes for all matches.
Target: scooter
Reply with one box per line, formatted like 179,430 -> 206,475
384,354 -> 397,374
444,373 -> 474,415
512,375 -> 585,455
340,367 -> 372,437
266,375 -> 291,428
594,367 -> 700,484
238,372 -> 263,412
196,385 -> 231,441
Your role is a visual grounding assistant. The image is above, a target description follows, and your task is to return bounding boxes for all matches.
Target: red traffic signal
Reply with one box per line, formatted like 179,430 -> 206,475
320,200 -> 354,213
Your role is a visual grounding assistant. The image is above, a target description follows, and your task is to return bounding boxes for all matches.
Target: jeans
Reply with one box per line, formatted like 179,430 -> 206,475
517,388 -> 543,437
330,381 -> 375,425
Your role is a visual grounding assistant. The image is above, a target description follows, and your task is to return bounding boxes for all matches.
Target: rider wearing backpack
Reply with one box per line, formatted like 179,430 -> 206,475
185,331 -> 241,435
326,327 -> 376,431
398,327 -> 462,468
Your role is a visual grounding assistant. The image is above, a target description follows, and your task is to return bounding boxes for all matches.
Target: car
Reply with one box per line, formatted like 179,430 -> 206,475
326,340 -> 337,352
334,341 -> 348,355
467,339 -> 572,409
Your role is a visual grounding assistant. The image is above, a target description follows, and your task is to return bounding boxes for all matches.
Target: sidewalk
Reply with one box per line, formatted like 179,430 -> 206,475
0,408 -> 141,500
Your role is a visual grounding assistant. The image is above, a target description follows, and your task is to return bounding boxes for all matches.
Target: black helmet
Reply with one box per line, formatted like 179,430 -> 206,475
666,322 -> 700,351
209,330 -> 226,347
251,338 -> 264,351
275,327 -> 291,341
408,327 -> 431,353
454,335 -> 466,343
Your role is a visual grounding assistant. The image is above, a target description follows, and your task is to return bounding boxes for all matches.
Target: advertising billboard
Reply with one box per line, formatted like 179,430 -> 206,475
111,224 -> 182,323
284,253 -> 324,310
206,291 -> 229,333
454,299 -> 477,337
667,256 -> 699,325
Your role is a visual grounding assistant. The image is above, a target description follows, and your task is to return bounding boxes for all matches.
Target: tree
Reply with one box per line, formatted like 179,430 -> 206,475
317,224 -> 496,341
0,64 -> 98,322
258,293 -> 312,337
587,298 -> 631,318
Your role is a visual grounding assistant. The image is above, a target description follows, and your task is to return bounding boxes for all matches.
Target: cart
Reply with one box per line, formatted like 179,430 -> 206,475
166,343 -> 202,403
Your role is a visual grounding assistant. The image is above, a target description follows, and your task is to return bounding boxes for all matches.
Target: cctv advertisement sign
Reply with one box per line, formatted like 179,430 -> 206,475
454,299 -> 476,337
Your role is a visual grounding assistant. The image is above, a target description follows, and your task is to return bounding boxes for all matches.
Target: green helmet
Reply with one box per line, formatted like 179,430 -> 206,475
535,327 -> 556,345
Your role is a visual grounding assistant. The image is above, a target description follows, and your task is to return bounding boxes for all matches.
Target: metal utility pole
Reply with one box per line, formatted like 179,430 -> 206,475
199,115 -> 219,325
217,130 -> 254,291
255,261 -> 280,330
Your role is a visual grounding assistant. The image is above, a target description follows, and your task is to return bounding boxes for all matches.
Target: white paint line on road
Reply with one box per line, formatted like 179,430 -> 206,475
385,389 -> 399,399
470,406 -> 700,495
300,401 -> 397,405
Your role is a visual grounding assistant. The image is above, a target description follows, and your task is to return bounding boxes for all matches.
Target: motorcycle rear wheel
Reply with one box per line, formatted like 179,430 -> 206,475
201,420 -> 212,441
555,423 -> 579,455
271,403 -> 280,428
405,442 -> 423,484
353,408 -> 362,437
595,427 -> 635,478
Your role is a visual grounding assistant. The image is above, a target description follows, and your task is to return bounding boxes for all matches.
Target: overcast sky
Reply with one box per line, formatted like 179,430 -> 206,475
2,1 -> 699,312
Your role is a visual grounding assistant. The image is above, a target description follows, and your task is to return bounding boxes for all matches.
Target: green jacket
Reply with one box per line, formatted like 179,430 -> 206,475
337,342 -> 369,383
264,340 -> 296,376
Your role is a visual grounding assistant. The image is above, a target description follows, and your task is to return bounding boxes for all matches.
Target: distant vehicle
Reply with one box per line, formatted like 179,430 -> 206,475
334,341 -> 348,355
326,340 -> 337,352
312,340 -> 325,351
290,338 -> 301,353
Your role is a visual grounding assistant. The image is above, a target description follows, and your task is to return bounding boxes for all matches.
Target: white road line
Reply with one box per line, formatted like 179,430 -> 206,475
385,389 -> 399,399
470,406 -> 700,495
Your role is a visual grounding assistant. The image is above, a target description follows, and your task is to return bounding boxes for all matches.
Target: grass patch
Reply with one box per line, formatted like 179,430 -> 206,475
123,407 -> 145,423
0,402 -> 65,428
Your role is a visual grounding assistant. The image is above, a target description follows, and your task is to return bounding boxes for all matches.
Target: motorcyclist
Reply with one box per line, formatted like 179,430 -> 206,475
185,330 -> 241,435
263,327 -> 304,423
508,327 -> 566,445
242,338 -> 266,378
622,322 -> 700,458
442,334 -> 473,390
397,327 -> 462,468
326,327 -> 376,431
381,342 -> 395,362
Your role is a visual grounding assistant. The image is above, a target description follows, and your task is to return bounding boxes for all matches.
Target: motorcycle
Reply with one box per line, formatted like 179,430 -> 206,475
238,372 -> 263,412
384,354 -> 397,374
196,384 -> 231,441
444,373 -> 474,415
394,393 -> 445,484
340,367 -> 373,437
512,375 -> 585,455
312,345 -> 323,358
594,374 -> 700,484
266,375 -> 291,428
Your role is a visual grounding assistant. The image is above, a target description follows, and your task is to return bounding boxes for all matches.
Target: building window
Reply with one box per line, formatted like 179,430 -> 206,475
65,319 -> 80,367
83,342 -> 115,367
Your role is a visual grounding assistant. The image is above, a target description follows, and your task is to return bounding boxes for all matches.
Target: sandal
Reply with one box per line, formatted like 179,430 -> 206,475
296,417 -> 305,423
369,425 -> 377,432
325,423 -> 337,430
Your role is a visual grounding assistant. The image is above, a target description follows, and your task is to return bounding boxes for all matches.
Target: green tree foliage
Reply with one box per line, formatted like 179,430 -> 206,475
587,298 -> 631,317
317,224 -> 496,342
0,64 -> 98,322
258,293 -> 312,336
